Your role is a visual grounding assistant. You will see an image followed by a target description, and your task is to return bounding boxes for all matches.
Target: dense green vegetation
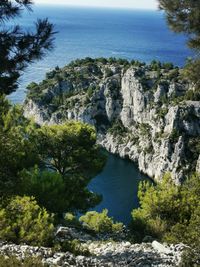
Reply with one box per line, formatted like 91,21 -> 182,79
0,196 -> 54,246
0,95 -> 106,214
54,239 -> 90,256
0,255 -> 48,267
131,173 -> 200,263
108,119 -> 127,137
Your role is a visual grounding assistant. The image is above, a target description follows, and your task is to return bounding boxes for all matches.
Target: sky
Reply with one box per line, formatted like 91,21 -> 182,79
34,0 -> 158,10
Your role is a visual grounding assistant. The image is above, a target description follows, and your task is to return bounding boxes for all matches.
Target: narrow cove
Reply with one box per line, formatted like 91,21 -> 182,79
88,153 -> 150,224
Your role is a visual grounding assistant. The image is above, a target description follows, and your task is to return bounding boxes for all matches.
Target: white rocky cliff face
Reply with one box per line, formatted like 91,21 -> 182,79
24,61 -> 200,183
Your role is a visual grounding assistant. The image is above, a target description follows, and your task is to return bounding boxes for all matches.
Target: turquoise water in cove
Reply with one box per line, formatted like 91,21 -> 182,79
9,5 -> 190,223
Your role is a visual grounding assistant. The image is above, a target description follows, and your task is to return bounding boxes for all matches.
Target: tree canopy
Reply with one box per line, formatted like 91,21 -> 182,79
159,0 -> 200,94
158,0 -> 200,50
0,0 -> 55,95
33,122 -> 105,178
0,196 -> 54,246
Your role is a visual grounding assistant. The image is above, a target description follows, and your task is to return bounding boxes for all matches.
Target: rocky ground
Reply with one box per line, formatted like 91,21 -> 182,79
0,227 -> 187,266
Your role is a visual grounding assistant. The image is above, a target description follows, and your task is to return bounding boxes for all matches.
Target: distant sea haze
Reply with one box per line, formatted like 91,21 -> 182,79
10,5 -> 192,103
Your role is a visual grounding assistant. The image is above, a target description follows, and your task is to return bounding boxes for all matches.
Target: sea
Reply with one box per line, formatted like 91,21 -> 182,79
8,5 -> 191,223
9,5 -> 191,104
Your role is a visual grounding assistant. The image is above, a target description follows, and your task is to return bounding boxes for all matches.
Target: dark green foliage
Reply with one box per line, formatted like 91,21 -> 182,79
26,82 -> 44,101
139,123 -> 151,137
184,89 -> 200,101
108,119 -> 127,137
162,62 -> 174,70
169,129 -> 180,143
20,168 -> 70,215
131,60 -> 146,67
156,107 -> 168,119
0,0 -> 55,95
0,255 -> 48,267
0,100 -> 39,195
105,68 -> 113,78
158,0 -> 200,50
158,0 -> 200,90
187,137 -> 200,163
139,77 -> 152,91
87,86 -> 95,98
0,196 -> 54,246
131,173 -> 200,251
0,97 -> 106,215
179,248 -> 200,267
20,166 -> 102,215
27,122 -> 106,213
183,59 -> 200,92
150,60 -> 162,71
0,94 -> 11,125
167,68 -> 179,81
33,122 -> 105,178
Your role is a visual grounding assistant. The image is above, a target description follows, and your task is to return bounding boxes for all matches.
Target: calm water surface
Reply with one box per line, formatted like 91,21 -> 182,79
88,154 -> 149,224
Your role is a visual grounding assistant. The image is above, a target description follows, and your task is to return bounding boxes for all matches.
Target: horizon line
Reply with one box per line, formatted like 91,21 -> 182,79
35,3 -> 158,11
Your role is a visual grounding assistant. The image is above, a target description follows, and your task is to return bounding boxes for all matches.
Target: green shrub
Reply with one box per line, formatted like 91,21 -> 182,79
64,213 -> 81,228
162,62 -> 174,70
156,107 -> 168,119
131,173 -> 200,248
0,196 -> 54,246
167,68 -> 179,80
55,239 -> 90,256
104,68 -> 113,78
26,82 -> 43,101
139,123 -> 151,137
79,209 -> 123,233
0,255 -> 48,267
184,89 -> 200,101
108,120 -> 127,137
149,60 -> 162,71
87,86 -> 94,98
187,137 -> 200,163
169,129 -> 180,143
179,248 -> 200,267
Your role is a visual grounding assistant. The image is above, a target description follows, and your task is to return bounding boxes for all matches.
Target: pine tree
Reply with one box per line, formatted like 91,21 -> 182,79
0,0 -> 55,95
158,0 -> 200,50
158,0 -> 200,95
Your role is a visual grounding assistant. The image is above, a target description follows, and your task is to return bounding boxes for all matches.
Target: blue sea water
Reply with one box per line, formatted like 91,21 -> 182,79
10,5 -> 191,103
8,5 -> 191,223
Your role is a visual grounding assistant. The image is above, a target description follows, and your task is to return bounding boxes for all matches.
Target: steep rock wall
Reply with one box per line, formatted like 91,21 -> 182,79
24,60 -> 200,183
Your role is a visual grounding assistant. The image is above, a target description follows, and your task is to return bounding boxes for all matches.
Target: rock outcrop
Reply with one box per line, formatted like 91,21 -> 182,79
23,58 -> 200,183
0,226 -> 187,267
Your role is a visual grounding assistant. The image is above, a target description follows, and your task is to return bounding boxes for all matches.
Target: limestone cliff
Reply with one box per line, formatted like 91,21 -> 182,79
23,58 -> 200,183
